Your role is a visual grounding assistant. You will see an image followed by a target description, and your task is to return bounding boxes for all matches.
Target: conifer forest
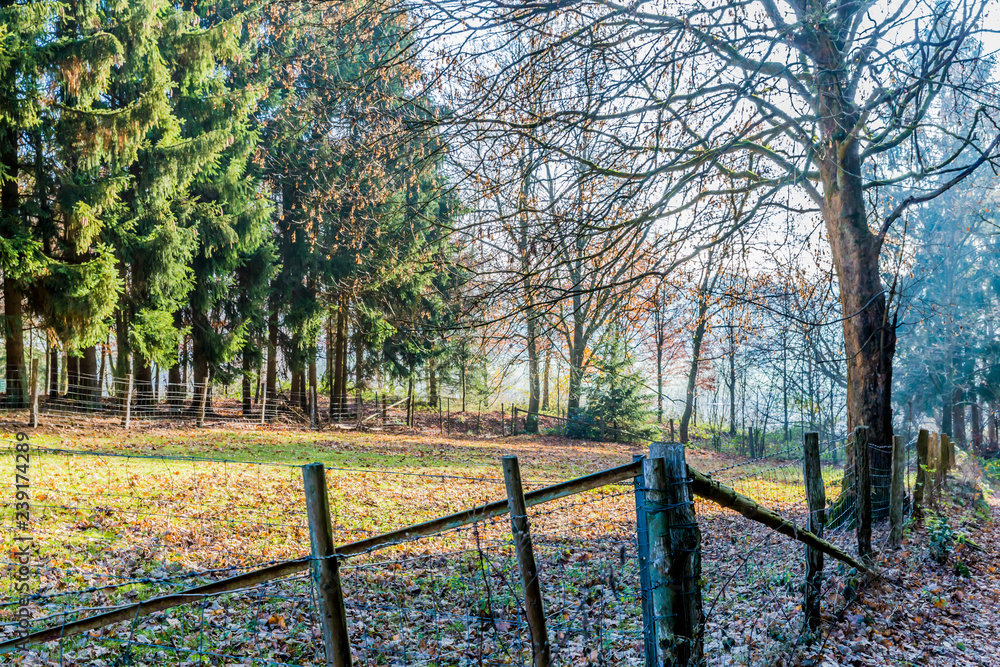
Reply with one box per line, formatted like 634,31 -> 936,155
4,1 -> 1000,666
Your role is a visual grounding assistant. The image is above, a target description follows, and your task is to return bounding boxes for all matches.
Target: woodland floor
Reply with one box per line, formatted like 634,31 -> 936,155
2,417 -> 998,666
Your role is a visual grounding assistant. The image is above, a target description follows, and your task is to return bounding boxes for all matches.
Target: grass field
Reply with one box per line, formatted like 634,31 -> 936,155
1,422 -> 865,666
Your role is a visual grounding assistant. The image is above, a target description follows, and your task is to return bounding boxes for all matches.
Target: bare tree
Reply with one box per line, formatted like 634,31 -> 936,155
420,0 -> 1000,460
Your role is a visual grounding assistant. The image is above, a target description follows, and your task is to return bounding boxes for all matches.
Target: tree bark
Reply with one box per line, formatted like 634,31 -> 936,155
541,346 -> 550,411
168,311 -> 183,408
266,309 -> 278,419
811,36 -> 896,473
80,345 -> 98,410
67,354 -> 80,402
48,341 -> 59,399
728,325 -> 737,436
3,279 -> 25,407
242,342 -> 253,416
192,307 -> 213,413
952,386 -> 966,449
428,359 -> 438,408
525,311 -> 540,434
680,303 -> 709,444
970,396 -> 983,455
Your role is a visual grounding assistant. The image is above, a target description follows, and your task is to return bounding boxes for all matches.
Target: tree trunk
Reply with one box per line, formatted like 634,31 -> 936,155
308,351 -> 317,420
81,346 -> 98,411
525,312 -> 540,434
48,342 -> 59,399
266,309 -> 278,419
134,356 -> 153,409
193,307 -> 213,414
656,321 -> 665,424
680,306 -> 709,444
970,398 -> 983,455
428,359 -> 438,408
941,393 -> 953,439
67,354 -> 80,402
541,346 -> 550,411
813,45 -> 895,478
567,317 -> 585,416
728,326 -> 737,436
989,401 -> 998,454
290,331 -> 303,411
952,386 -> 966,449
332,302 -> 347,420
3,279 -> 25,407
820,142 -> 894,475
242,342 -> 252,416
168,311 -> 184,408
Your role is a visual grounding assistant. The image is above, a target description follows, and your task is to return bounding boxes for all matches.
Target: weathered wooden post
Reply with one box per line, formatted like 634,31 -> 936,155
647,442 -> 703,665
122,373 -> 133,430
381,393 -> 387,424
196,381 -> 209,428
928,432 -> 941,503
29,358 -> 39,428
447,397 -> 451,435
854,426 -> 872,562
889,435 -> 905,547
940,433 -> 953,481
302,463 -> 353,667
912,429 -> 929,510
501,403 -> 505,436
632,455 -> 656,666
501,456 -> 550,667
802,432 -> 825,631
355,392 -> 361,430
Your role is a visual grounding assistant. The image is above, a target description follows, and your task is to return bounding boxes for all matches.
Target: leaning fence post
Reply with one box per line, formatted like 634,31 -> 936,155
940,433 -> 952,482
854,426 -> 872,562
913,429 -> 929,510
802,432 -> 825,631
302,463 -> 353,667
648,442 -> 703,665
501,456 -> 551,667
632,454 -> 656,667
122,373 -> 133,429
889,435 -> 905,546
196,381 -> 209,428
29,358 -> 39,428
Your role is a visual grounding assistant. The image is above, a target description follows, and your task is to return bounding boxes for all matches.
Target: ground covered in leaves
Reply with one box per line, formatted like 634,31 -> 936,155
1,418 -> 995,666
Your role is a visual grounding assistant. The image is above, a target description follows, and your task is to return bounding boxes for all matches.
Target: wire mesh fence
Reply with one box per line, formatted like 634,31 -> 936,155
2,432 -> 923,666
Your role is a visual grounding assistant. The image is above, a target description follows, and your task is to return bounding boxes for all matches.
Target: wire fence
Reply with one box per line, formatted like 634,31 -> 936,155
2,430 -> 925,667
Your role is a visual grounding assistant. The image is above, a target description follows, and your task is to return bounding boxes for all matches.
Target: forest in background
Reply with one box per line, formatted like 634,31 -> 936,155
1,0 -> 1000,459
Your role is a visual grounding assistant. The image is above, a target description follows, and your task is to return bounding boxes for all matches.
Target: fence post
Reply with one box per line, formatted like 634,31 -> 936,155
854,426 -> 872,562
447,397 -> 451,435
439,398 -> 443,433
513,406 -> 518,436
501,403 -> 505,436
940,433 -> 952,482
632,454 -> 656,667
928,433 -> 941,505
802,432 -> 825,631
382,393 -> 387,424
302,463 -> 353,667
197,381 -> 209,428
29,358 -> 39,428
122,373 -> 133,429
647,442 -> 703,665
913,429 -> 929,511
889,435 -> 905,547
501,456 -> 551,667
